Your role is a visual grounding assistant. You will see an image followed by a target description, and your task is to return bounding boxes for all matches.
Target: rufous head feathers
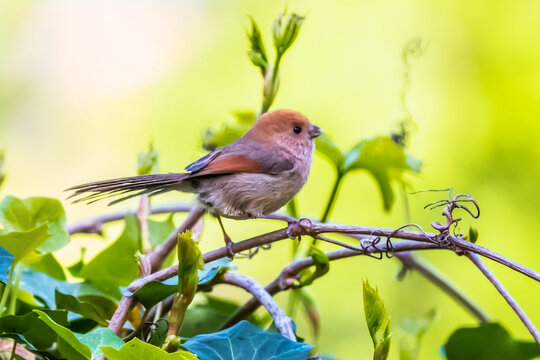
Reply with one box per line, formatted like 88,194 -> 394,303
246,110 -> 321,151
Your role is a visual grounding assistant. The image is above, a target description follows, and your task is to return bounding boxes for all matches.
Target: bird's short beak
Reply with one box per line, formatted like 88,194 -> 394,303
309,124 -> 322,139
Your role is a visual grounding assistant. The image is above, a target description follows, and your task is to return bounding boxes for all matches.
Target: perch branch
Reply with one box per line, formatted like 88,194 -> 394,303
465,251 -> 540,343
221,272 -> 296,341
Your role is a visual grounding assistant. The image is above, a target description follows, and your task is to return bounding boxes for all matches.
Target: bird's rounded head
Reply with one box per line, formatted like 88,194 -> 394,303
246,110 -> 321,152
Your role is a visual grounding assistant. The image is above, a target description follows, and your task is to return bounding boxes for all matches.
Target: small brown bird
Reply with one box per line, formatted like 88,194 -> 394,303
68,109 -> 321,255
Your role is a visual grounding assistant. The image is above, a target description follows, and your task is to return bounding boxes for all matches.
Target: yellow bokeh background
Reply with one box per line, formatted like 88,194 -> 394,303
1,1 -> 539,359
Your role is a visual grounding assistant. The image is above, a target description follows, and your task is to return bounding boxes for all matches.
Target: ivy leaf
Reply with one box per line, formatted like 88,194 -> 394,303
444,323 -> 540,360
102,337 -> 197,360
363,280 -> 391,360
0,196 -> 70,254
27,253 -> 66,280
75,327 -> 124,359
55,290 -> 110,326
315,133 -> 344,170
79,215 -> 141,298
133,258 -> 233,309
197,257 -> 233,286
344,136 -> 421,211
138,141 -> 160,176
247,16 -> 268,75
18,267 -> 112,308
0,309 -> 68,349
182,295 -> 265,338
184,320 -> 313,360
34,309 -> 91,360
0,245 -> 14,283
0,225 -> 49,263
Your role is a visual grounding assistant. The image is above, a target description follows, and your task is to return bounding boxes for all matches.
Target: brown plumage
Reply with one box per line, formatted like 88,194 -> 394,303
68,109 -> 321,256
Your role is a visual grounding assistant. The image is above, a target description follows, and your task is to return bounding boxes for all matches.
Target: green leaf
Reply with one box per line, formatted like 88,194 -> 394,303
399,309 -> 436,360
148,215 -> 175,248
55,290 -> 110,326
80,215 -> 141,298
148,319 -> 169,347
202,111 -> 256,151
0,245 -> 14,283
27,253 -> 66,280
138,141 -> 160,176
467,226 -> 479,244
363,280 -> 391,360
0,224 -> 49,263
296,247 -> 330,287
315,133 -> 344,169
406,155 -> 423,174
102,337 -> 197,360
0,196 -> 70,254
75,327 -> 124,359
184,320 -> 313,360
444,323 -> 540,360
247,16 -> 268,74
34,309 -> 91,360
169,232 -> 204,335
344,136 -> 421,211
68,247 -> 86,278
272,12 -> 305,56
19,267 -> 112,308
177,230 -> 203,297
0,309 -> 68,349
133,258 -> 233,309
182,295 -> 264,338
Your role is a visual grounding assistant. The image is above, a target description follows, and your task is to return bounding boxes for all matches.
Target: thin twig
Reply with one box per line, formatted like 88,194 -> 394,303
147,207 -> 205,271
465,252 -> 540,343
67,202 -> 191,235
65,203 -> 540,283
221,272 -> 296,341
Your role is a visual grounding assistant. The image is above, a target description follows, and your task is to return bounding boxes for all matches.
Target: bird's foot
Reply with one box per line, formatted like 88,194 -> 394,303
224,236 -> 235,261
286,218 -> 313,239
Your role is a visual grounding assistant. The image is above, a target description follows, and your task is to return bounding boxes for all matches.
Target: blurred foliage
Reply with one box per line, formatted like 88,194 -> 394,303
399,309 -> 436,360
137,141 -> 160,176
444,323 -> 540,360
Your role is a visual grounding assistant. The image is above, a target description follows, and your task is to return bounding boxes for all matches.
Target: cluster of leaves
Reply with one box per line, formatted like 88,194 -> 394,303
0,145 -> 320,359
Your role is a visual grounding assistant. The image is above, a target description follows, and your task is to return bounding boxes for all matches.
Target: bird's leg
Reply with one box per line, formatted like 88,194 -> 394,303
216,216 -> 235,260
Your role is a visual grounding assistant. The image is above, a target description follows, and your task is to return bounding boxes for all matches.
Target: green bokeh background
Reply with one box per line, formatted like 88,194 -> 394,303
1,1 -> 539,358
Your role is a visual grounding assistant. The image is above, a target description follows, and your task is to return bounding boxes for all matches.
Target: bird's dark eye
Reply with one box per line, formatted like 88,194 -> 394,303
293,126 -> 302,134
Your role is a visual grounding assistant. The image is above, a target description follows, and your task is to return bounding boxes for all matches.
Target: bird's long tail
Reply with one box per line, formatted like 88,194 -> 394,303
66,173 -> 188,205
